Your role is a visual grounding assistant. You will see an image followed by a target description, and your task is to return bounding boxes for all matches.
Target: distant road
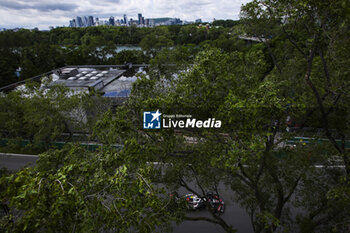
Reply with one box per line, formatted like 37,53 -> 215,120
0,153 -> 38,171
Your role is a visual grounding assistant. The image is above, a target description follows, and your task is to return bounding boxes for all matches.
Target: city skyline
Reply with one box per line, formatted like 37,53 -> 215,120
0,0 -> 250,29
68,14 -> 183,28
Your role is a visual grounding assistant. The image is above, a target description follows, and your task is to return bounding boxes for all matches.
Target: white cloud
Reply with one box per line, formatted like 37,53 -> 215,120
0,0 -> 251,29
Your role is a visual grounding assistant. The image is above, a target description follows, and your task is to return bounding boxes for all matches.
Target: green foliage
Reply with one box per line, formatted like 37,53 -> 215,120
0,1 -> 349,232
0,145 -> 175,232
0,25 -> 232,88
140,32 -> 174,57
0,48 -> 20,87
0,84 -> 109,153
212,20 -> 241,28
117,26 -> 349,231
20,44 -> 66,80
149,45 -> 198,78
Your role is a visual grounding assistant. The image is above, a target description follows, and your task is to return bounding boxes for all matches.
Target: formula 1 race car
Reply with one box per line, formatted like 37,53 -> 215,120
184,194 -> 205,210
205,192 -> 225,213
170,191 -> 225,213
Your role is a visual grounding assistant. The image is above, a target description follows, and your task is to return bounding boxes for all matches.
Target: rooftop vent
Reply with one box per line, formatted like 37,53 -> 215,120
55,68 -> 79,80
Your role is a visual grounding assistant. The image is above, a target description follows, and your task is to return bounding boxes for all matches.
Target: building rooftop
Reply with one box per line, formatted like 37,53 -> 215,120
49,67 -> 126,91
0,65 -> 148,98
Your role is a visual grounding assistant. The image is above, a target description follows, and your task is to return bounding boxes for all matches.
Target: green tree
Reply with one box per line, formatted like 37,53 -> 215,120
1,143 -> 176,232
106,45 -> 349,232
0,48 -> 20,87
240,0 -> 350,170
139,32 -> 174,57
0,83 -> 108,153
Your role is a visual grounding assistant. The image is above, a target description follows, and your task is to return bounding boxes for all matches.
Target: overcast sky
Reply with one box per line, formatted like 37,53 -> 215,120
0,0 -> 251,30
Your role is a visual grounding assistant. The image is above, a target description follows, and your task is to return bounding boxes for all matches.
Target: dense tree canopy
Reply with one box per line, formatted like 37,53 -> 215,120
1,0 -> 350,232
0,24 -> 241,87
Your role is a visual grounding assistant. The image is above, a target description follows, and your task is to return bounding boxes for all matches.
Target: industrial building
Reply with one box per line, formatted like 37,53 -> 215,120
50,67 -> 128,96
0,65 -> 146,105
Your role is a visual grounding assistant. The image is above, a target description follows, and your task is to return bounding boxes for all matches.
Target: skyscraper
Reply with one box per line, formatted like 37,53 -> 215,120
138,13 -> 142,25
76,16 -> 83,27
109,17 -> 115,26
69,19 -> 76,27
88,16 -> 94,26
83,16 -> 89,27
149,19 -> 155,27
123,14 -> 128,26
